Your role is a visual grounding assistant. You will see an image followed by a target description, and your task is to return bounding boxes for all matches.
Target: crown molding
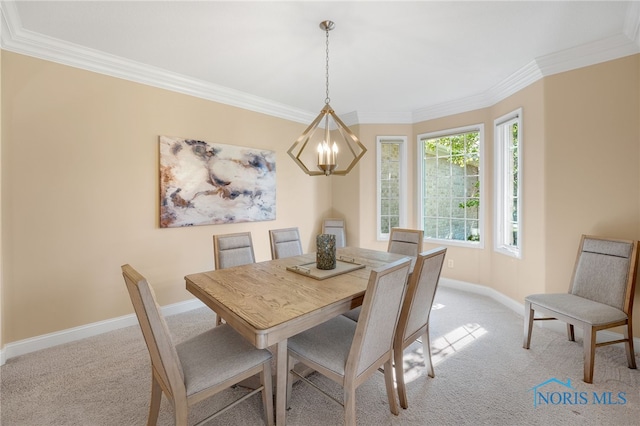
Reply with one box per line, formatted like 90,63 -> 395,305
0,1 -> 315,125
484,60 -> 544,107
535,33 -> 639,77
412,29 -> 639,123
412,91 -> 492,123
343,111 -> 413,126
1,1 -> 639,126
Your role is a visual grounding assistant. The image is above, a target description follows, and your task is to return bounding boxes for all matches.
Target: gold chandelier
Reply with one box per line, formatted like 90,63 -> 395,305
287,20 -> 367,176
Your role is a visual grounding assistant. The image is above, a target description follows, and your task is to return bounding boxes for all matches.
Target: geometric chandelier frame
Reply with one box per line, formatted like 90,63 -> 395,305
287,20 -> 367,176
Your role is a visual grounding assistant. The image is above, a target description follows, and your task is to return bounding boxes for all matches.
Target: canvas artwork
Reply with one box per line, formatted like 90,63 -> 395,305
159,136 -> 276,228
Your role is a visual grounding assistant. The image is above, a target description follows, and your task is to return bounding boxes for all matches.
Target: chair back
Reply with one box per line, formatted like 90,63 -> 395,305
396,248 -> 447,344
322,218 -> 346,248
347,258 -> 411,377
269,227 -> 303,259
570,235 -> 638,313
388,228 -> 424,257
213,232 -> 255,269
121,265 -> 185,398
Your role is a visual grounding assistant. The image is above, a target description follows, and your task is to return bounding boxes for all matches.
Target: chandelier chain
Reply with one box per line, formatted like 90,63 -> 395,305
325,26 -> 330,105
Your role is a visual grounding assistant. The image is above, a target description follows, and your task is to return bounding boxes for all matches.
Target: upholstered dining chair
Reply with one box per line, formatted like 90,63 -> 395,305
121,265 -> 274,426
213,232 -> 256,325
322,218 -> 346,248
286,258 -> 412,426
394,247 -> 447,409
343,227 -> 424,322
523,235 -> 639,383
388,227 -> 424,257
269,227 -> 303,259
213,232 -> 256,269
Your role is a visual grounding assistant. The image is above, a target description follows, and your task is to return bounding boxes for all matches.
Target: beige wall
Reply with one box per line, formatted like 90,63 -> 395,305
543,55 -> 640,334
544,55 -> 640,290
1,52 -> 330,343
1,50 -> 640,347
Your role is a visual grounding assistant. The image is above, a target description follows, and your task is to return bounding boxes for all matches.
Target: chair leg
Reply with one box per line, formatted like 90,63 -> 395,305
523,301 -> 534,349
261,361 -> 274,426
394,345 -> 409,410
174,399 -> 189,426
383,359 -> 399,416
583,326 -> 596,384
343,384 -> 357,426
286,355 -> 294,409
567,324 -> 575,342
422,326 -> 435,379
147,374 -> 162,426
624,323 -> 637,370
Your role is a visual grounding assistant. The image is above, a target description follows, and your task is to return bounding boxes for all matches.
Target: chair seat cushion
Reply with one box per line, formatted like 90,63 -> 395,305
176,324 -> 272,396
288,315 -> 357,377
525,293 -> 627,326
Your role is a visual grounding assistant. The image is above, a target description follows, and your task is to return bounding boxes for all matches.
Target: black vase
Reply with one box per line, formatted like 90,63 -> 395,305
316,234 -> 336,270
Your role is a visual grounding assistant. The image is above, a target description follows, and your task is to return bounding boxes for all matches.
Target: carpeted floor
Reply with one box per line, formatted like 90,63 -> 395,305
1,286 -> 639,425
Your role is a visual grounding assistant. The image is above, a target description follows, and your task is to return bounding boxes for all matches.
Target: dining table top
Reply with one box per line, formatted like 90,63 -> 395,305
185,246 -> 411,349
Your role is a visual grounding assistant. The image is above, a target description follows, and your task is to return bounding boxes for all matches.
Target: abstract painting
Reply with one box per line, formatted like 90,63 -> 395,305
159,136 -> 276,228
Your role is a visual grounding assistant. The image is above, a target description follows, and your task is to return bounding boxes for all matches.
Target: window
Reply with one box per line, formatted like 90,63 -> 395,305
494,109 -> 522,257
418,125 -> 483,246
377,136 -> 407,239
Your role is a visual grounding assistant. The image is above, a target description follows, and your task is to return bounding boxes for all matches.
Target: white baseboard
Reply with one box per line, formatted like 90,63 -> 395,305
440,277 -> 524,315
0,298 -> 205,365
439,277 -> 640,353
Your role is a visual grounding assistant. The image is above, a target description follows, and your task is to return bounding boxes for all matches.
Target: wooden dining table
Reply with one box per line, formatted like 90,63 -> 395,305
185,246 -> 411,426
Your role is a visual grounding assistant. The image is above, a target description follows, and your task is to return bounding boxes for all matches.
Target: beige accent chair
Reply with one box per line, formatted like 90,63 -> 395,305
286,258 -> 411,426
523,235 -> 639,383
394,247 -> 447,409
213,232 -> 256,325
121,265 -> 274,426
322,218 -> 346,248
388,227 -> 424,257
269,227 -> 303,259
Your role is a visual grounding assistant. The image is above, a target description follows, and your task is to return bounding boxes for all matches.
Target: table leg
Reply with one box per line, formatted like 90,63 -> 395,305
275,339 -> 288,426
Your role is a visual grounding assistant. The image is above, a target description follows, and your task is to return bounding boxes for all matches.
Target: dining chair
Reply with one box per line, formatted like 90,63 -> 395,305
121,264 -> 274,426
269,227 -> 303,259
387,227 -> 424,257
213,231 -> 256,325
393,247 -> 447,409
523,235 -> 639,383
213,231 -> 256,269
322,218 -> 346,248
286,258 -> 411,426
342,227 -> 424,322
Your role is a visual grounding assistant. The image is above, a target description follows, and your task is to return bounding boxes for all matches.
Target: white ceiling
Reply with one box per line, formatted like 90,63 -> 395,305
2,1 -> 640,124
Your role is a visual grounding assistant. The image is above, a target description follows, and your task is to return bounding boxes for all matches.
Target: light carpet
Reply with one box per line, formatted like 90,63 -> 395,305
2,287 -> 639,425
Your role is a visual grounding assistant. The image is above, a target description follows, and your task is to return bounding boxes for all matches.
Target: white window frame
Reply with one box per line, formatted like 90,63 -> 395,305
494,108 -> 522,258
377,136 -> 407,241
417,124 -> 485,248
